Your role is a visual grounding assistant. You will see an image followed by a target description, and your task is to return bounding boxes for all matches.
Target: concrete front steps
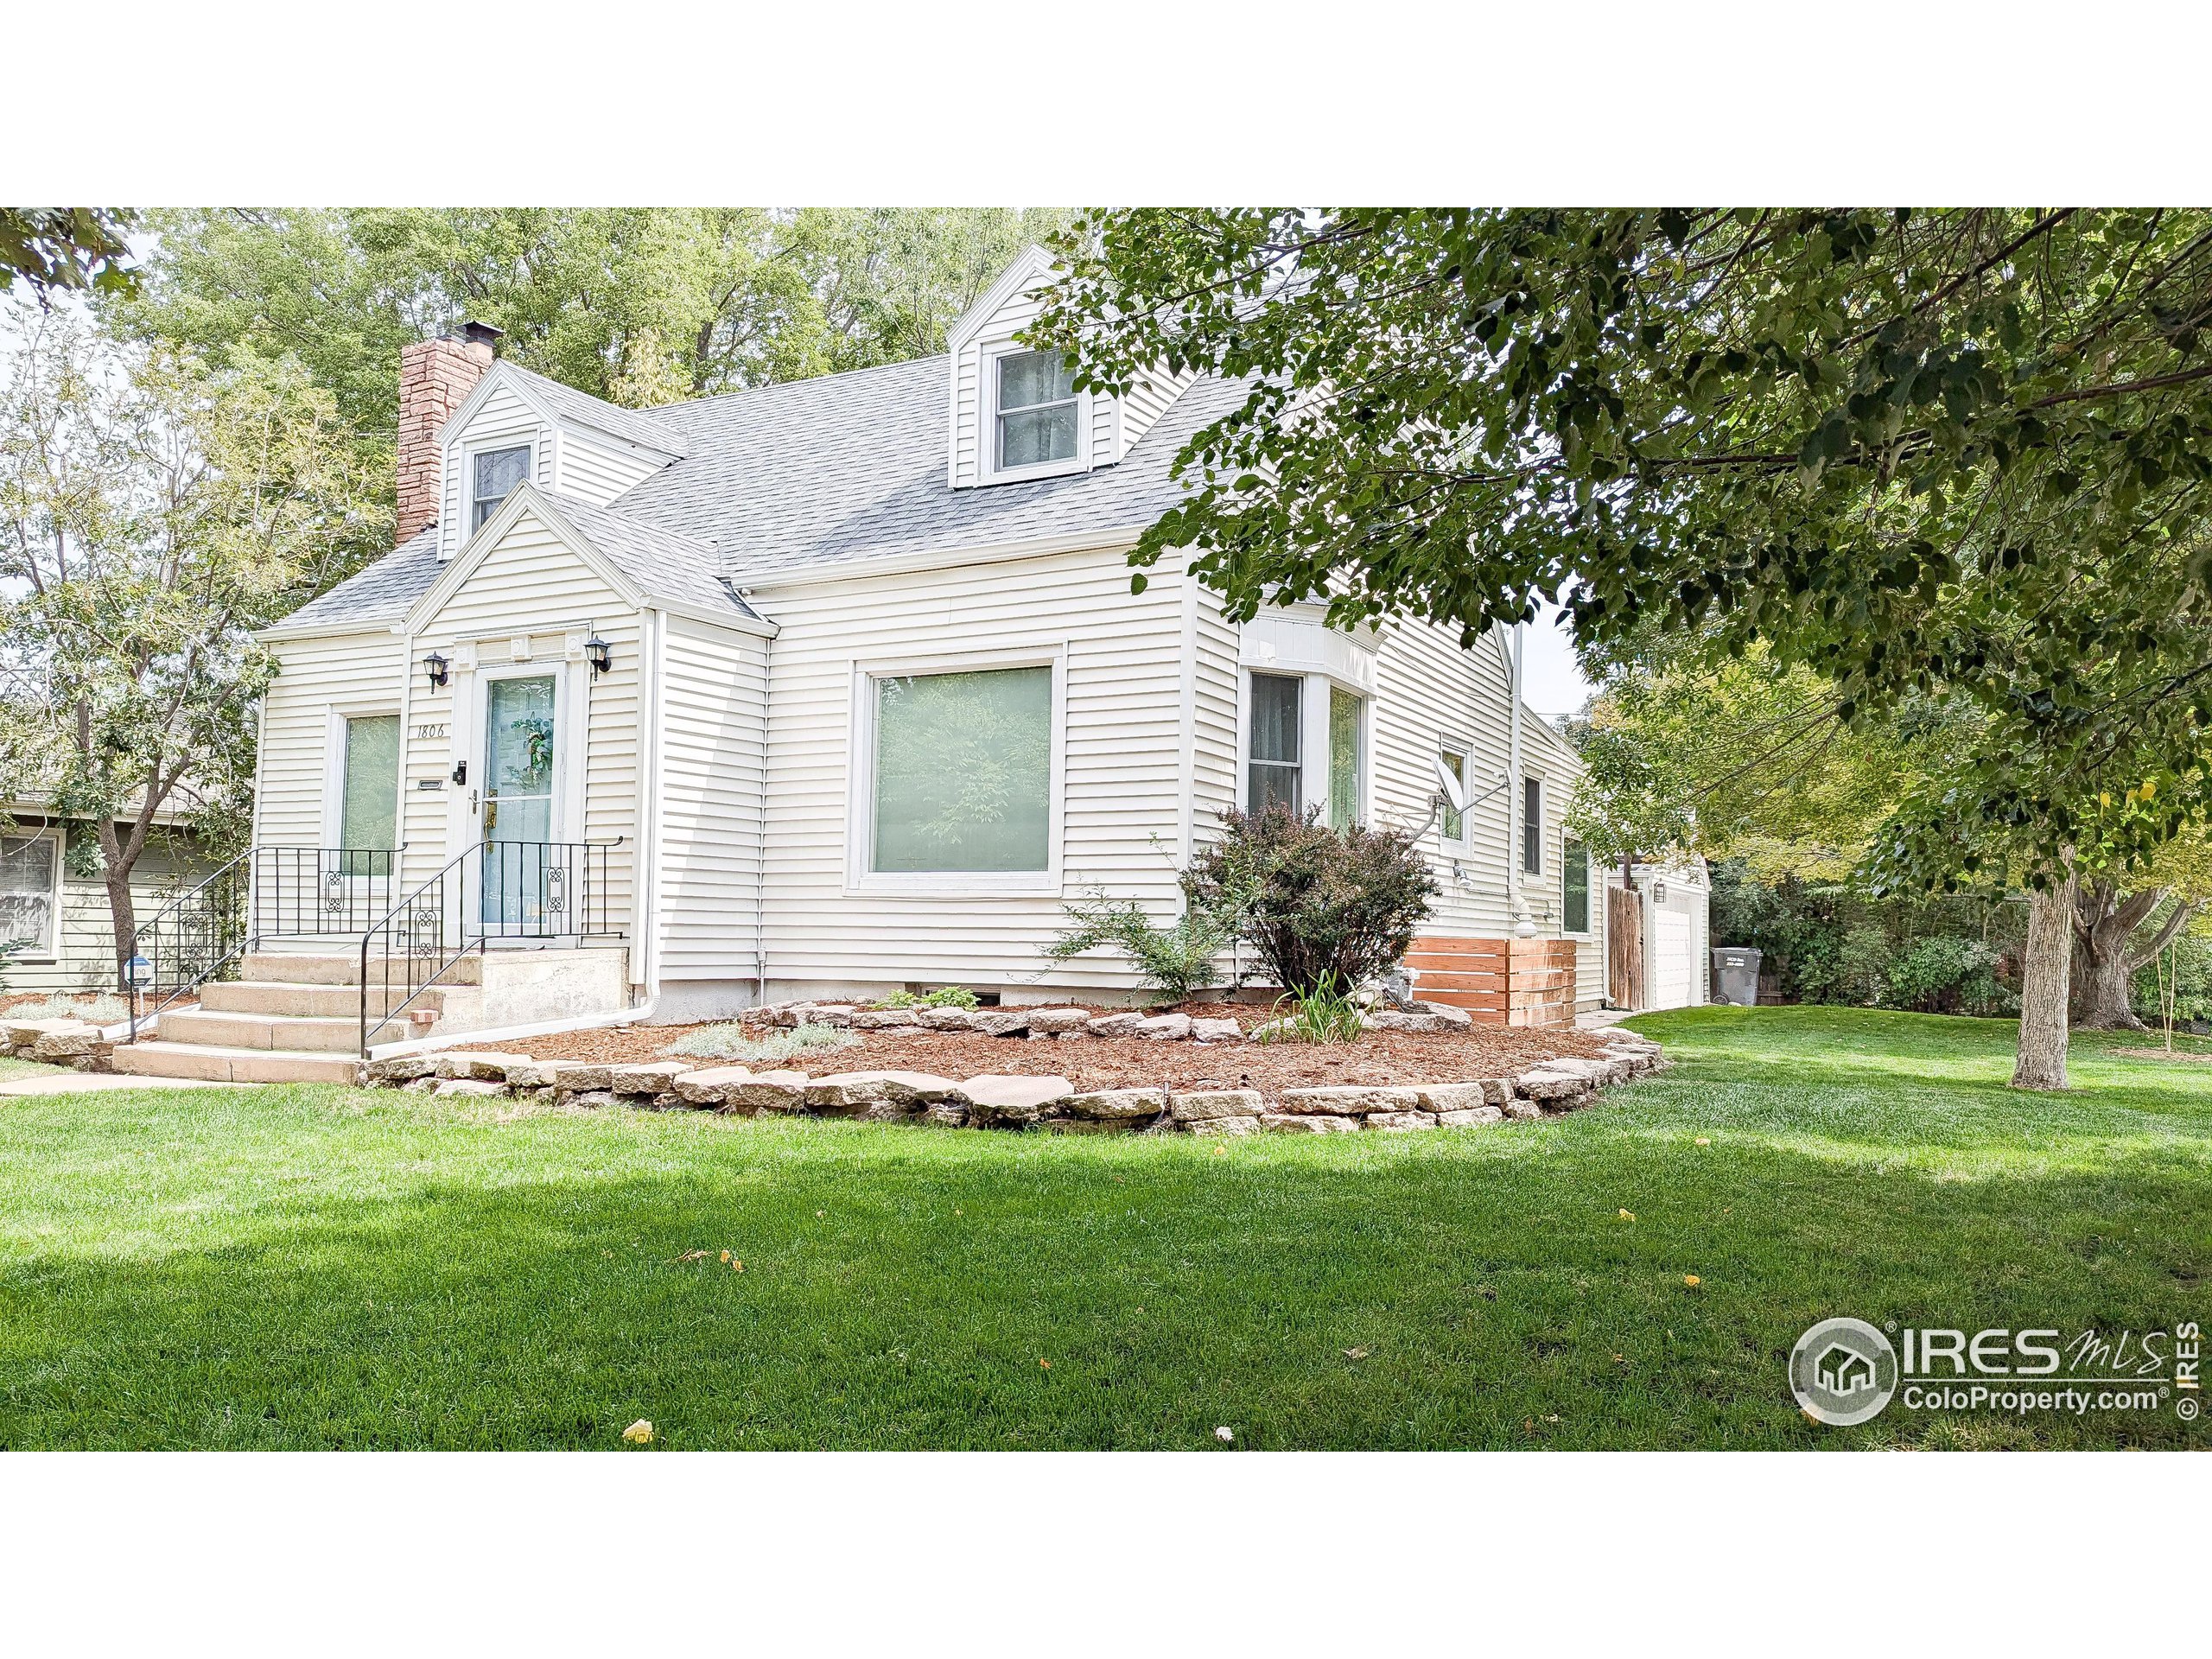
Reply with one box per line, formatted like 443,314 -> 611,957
111,1041 -> 364,1085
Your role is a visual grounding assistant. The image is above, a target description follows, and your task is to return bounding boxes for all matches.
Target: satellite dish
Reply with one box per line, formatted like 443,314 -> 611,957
1433,753 -> 1471,815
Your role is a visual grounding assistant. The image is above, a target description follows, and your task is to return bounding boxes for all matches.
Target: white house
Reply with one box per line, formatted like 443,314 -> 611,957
114,250 -> 1625,1081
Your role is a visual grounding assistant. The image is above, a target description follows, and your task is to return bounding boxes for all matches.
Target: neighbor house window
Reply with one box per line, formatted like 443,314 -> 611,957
995,349 -> 1078,470
1248,673 -> 1302,815
1522,776 -> 1543,875
0,833 -> 60,957
338,714 -> 400,878
872,666 -> 1052,873
1564,837 -> 1590,932
1439,748 -> 1466,842
471,444 -> 531,531
1328,687 -> 1364,830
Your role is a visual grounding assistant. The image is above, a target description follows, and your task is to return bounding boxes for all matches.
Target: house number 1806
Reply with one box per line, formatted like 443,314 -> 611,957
413,723 -> 448,740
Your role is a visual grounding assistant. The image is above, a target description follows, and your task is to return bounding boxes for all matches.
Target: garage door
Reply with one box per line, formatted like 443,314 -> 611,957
1648,885 -> 1700,1010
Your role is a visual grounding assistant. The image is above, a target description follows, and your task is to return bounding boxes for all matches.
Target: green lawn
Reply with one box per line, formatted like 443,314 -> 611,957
3,1007 -> 2206,1449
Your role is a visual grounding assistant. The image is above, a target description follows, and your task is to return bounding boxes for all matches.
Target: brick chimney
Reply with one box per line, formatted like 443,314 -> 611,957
395,321 -> 501,547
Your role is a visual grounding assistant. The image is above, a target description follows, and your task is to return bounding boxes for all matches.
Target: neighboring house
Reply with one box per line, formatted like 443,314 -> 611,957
121,248 -> 1616,1074
0,802 -> 209,997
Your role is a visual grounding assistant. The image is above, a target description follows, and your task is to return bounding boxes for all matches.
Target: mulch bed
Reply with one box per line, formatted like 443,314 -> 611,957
511,1004 -> 1616,1093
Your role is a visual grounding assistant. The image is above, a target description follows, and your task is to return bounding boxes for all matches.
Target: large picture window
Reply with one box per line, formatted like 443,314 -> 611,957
872,665 -> 1052,874
995,350 -> 1078,470
1247,673 -> 1302,814
0,833 -> 60,957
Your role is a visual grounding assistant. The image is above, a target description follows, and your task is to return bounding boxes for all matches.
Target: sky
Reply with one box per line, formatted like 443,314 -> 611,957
1520,602 -> 1594,721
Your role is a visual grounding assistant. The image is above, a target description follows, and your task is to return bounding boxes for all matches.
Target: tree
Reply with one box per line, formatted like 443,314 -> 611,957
2070,834 -> 2212,1028
0,208 -> 136,302
0,309 -> 383,975
1037,209 -> 2212,1090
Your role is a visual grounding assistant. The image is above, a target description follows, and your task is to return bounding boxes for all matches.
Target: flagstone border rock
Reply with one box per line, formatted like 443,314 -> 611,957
346,1025 -> 1667,1134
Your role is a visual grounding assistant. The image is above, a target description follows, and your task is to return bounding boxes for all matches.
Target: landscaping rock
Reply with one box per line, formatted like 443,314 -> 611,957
1502,1095 -> 1545,1120
828,1070 -> 960,1104
917,1007 -> 979,1032
1365,1110 -> 1440,1131
804,1074 -> 892,1112
540,1062 -> 613,1090
969,1009 -> 1032,1038
1413,1002 -> 1476,1029
1363,1010 -> 1447,1034
402,1076 -> 441,1094
957,1074 -> 1073,1124
1024,1007 -> 1090,1035
1513,1068 -> 1592,1103
1182,1115 -> 1259,1136
808,1004 -> 858,1027
366,1054 -> 440,1083
730,1071 -> 810,1112
1191,1018 -> 1244,1043
671,1065 -> 753,1105
1258,1113 -> 1361,1134
1414,1081 -> 1508,1113
32,1025 -> 105,1061
433,1077 -> 508,1098
1437,1106 -> 1506,1127
561,1088 -> 621,1109
432,1051 -> 534,1082
610,1060 -> 690,1096
1247,1018 -> 1297,1043
1066,1086 -> 1168,1121
8,1018 -> 88,1054
920,1103 -> 971,1128
1085,1012 -> 1146,1038
768,1003 -> 814,1027
849,1008 -> 919,1030
1169,1089 -> 1265,1122
1135,1013 -> 1192,1041
1277,1085 -> 1426,1116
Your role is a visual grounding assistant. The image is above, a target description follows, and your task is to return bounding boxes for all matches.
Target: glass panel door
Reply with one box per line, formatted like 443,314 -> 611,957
480,675 -> 556,930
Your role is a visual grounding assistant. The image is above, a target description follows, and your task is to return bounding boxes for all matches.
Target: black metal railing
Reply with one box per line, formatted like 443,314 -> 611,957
359,839 -> 620,1053
123,844 -> 410,1041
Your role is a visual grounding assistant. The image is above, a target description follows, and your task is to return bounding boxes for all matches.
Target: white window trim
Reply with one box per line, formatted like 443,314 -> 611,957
1521,772 -> 1546,879
464,435 -> 535,536
979,341 -> 1090,486
321,703 -> 404,855
0,827 -> 65,961
845,643 -> 1067,898
1238,668 -> 1370,829
1438,739 -> 1473,846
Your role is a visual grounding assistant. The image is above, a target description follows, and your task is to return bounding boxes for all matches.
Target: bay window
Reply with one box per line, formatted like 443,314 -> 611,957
1245,672 -> 1366,829
1247,673 -> 1302,814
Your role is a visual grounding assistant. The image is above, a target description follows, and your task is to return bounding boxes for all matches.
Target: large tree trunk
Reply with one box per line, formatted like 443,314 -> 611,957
2013,875 -> 2076,1090
2069,881 -> 2195,1030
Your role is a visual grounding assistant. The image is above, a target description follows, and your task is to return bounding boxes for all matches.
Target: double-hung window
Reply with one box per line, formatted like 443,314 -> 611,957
471,445 -> 531,531
995,350 -> 1079,471
868,664 -> 1053,877
1247,674 -> 1303,815
0,833 -> 60,958
1522,776 -> 1544,875
1563,838 -> 1590,932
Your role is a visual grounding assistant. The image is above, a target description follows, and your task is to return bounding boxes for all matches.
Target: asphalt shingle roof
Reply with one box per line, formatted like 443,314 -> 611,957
270,355 -> 1224,629
503,364 -> 689,457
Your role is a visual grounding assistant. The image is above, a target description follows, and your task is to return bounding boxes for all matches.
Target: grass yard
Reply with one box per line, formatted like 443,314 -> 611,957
2,1006 -> 2206,1450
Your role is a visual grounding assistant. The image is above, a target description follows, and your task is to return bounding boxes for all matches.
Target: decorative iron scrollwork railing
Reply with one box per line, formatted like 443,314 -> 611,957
359,838 -> 619,1053
125,845 -> 409,1041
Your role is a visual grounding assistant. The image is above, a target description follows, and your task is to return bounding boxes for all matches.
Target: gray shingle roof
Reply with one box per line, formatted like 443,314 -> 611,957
273,525 -> 442,630
535,491 -> 759,619
613,356 -> 1234,580
503,365 -> 688,457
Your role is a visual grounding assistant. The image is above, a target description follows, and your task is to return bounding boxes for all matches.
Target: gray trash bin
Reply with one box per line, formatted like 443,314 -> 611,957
1711,947 -> 1762,1007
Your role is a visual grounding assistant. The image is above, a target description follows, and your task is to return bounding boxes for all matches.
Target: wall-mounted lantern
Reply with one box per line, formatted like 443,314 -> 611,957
423,650 -> 450,691
584,633 -> 612,678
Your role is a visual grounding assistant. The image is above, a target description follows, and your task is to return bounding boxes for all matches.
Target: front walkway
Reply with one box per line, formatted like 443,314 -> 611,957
0,1070 -> 253,1097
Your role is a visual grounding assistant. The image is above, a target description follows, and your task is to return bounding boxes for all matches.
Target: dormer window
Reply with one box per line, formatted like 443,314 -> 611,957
471,444 -> 531,531
995,350 -> 1078,472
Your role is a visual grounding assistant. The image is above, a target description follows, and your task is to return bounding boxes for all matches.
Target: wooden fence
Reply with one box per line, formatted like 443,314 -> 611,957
1404,936 -> 1578,1028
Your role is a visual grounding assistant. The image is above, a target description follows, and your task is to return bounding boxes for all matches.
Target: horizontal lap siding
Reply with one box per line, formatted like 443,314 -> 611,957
555,432 -> 665,506
258,631 -> 407,849
759,548 -> 1186,992
655,617 -> 767,984
438,384 -> 550,563
411,512 -> 643,934
1118,367 -> 1195,456
1192,593 -> 1241,844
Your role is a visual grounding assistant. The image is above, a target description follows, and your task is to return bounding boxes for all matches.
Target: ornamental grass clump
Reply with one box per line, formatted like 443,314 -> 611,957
1253,972 -> 1366,1045
1182,805 -> 1436,996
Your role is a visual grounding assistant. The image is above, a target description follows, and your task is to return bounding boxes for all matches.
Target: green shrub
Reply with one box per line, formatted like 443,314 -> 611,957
1182,805 -> 1436,995
1881,935 -> 2012,1015
1042,891 -> 1231,1006
917,986 -> 977,1011
1253,972 -> 1365,1044
669,1022 -> 859,1064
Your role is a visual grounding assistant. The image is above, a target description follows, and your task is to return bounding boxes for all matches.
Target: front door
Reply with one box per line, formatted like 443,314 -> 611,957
480,672 -> 558,931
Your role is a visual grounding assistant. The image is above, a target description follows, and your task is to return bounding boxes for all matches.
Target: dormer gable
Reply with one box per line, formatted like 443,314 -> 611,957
433,362 -> 686,561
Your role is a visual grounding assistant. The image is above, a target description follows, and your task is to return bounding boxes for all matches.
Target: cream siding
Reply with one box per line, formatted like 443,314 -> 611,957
436,383 -> 551,562
256,629 -> 408,849
753,544 -> 1186,997
653,614 -> 768,990
554,430 -> 666,506
408,510 -> 645,936
950,276 -> 1128,486
1192,587 -> 1243,846
1120,367 -> 1195,454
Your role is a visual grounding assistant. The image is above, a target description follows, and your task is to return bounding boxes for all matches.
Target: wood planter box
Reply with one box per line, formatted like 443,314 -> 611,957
1405,937 -> 1578,1028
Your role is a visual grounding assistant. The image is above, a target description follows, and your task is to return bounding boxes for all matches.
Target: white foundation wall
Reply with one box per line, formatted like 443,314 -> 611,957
651,613 -> 769,1008
751,545 -> 1190,1000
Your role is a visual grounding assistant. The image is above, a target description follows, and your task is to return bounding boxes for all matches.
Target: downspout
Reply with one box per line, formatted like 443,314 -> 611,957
1507,620 -> 1534,938
625,607 -> 664,1020
753,621 -> 771,1008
